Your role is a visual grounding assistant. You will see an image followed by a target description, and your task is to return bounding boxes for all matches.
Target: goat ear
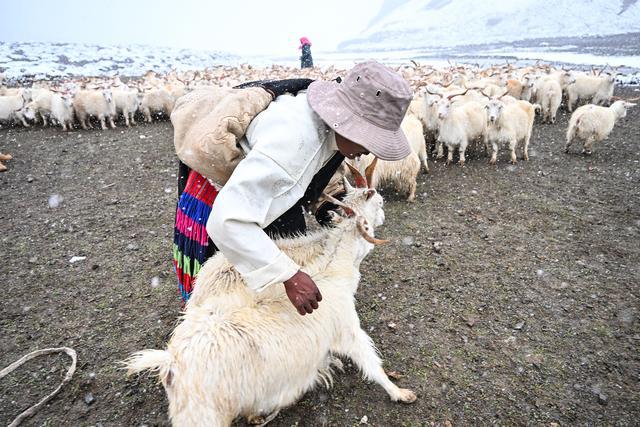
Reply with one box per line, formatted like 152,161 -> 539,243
345,161 -> 367,188
365,189 -> 376,200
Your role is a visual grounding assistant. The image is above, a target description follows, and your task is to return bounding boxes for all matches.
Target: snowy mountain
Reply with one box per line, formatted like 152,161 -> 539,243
339,0 -> 640,51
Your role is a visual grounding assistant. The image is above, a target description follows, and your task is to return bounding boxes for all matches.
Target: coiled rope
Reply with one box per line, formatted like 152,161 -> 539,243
0,347 -> 77,427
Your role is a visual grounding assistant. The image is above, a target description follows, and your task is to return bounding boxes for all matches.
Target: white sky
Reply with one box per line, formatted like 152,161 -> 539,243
0,0 -> 384,56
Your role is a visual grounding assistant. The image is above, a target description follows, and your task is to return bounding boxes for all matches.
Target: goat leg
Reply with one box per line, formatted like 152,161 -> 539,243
340,328 -> 417,404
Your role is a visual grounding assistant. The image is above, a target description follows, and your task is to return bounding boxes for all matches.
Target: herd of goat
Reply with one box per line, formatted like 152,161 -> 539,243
0,63 -> 637,190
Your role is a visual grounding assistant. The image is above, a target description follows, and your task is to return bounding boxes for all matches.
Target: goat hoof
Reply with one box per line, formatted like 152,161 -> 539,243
247,410 -> 280,426
394,388 -> 417,404
510,160 -> 518,165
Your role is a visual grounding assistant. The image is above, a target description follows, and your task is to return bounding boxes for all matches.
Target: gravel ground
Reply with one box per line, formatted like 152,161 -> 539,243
1,87 -> 639,426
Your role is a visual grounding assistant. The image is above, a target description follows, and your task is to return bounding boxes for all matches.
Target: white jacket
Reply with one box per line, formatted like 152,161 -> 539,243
206,93 -> 338,292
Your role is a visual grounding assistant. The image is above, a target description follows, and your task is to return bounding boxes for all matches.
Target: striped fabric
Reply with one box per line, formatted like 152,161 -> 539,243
173,170 -> 220,303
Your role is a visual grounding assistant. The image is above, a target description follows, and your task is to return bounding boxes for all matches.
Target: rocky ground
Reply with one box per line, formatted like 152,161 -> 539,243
1,88 -> 639,426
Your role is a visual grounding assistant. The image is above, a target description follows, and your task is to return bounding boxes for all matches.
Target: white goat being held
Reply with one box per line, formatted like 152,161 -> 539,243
124,162 -> 417,427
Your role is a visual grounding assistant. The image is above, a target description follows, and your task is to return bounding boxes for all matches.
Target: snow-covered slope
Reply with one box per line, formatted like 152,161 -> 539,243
0,42 -> 240,79
339,0 -> 640,51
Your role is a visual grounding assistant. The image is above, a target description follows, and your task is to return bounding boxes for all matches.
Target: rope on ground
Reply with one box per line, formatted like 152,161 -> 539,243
0,347 -> 77,427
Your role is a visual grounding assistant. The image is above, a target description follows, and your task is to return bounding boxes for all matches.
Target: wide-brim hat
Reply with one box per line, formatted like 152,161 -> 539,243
307,61 -> 413,161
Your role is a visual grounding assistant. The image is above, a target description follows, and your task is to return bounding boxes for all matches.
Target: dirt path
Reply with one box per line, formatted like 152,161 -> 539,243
1,89 -> 639,426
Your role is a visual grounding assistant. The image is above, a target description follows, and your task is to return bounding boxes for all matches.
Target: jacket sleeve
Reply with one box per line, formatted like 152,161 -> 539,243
206,144 -> 303,292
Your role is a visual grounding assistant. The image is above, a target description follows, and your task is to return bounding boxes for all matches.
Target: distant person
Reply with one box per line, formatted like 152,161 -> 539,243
299,37 -> 313,69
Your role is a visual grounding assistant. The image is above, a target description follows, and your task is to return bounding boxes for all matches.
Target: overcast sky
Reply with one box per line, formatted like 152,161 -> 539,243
0,0 -> 384,56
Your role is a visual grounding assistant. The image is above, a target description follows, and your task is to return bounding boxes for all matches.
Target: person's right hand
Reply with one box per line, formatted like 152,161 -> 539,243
283,270 -> 322,316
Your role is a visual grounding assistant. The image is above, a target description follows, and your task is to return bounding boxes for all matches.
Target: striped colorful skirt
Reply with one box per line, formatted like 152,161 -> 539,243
173,170 -> 220,303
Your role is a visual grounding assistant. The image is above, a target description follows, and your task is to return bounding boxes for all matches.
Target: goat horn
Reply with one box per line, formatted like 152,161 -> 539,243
365,157 -> 378,189
425,88 -> 442,97
498,89 -> 510,100
357,219 -> 389,245
480,89 -> 492,99
626,96 -> 640,102
447,89 -> 468,100
345,162 -> 367,188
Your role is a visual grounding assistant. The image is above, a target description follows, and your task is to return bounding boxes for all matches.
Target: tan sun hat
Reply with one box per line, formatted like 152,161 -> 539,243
307,60 -> 413,161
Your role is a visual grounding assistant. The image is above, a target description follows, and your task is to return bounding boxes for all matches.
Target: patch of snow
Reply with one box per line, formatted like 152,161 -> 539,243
48,194 -> 64,208
150,276 -> 160,288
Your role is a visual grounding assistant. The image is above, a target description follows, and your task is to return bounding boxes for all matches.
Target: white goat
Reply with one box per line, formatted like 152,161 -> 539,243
24,88 -> 54,125
113,87 -> 140,127
125,175 -> 417,427
566,73 -> 616,112
354,114 -> 425,202
431,90 -> 487,166
532,70 -> 575,104
140,88 -> 174,122
506,76 -> 534,101
537,78 -> 562,124
484,98 -> 536,164
565,100 -> 637,154
50,92 -> 75,131
0,92 -> 33,127
404,112 -> 429,173
73,89 -> 116,130
409,87 -> 441,155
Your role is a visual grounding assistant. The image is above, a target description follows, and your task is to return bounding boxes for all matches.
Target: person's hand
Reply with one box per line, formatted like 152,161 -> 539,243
283,270 -> 322,315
